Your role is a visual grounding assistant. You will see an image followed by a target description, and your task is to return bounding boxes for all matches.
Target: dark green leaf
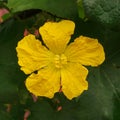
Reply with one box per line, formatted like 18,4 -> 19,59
2,13 -> 12,21
83,0 -> 120,28
0,19 -> 30,103
77,0 -> 85,19
0,111 -> 13,120
7,0 -> 78,20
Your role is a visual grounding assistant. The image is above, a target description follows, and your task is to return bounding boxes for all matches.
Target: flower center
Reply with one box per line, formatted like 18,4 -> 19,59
54,54 -> 67,68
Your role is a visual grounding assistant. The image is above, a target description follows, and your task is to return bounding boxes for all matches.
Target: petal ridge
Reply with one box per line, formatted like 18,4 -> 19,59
65,36 -> 105,66
25,63 -> 61,98
61,63 -> 88,100
39,20 -> 75,54
16,34 -> 53,74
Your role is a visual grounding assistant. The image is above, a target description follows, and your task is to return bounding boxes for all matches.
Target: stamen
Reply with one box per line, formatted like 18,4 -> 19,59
54,54 -> 67,68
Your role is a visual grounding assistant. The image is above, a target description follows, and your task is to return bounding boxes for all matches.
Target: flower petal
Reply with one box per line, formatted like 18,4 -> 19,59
25,63 -> 60,98
39,20 -> 75,54
16,34 -> 53,74
65,36 -> 105,66
61,63 -> 88,100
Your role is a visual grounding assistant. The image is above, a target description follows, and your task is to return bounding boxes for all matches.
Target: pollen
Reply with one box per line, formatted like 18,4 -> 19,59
54,54 -> 67,68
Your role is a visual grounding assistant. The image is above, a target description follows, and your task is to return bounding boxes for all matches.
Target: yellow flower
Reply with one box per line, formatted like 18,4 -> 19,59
16,20 -> 105,100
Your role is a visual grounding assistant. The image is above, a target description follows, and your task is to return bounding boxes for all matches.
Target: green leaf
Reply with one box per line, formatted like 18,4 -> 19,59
0,19 -> 29,103
28,100 -> 54,120
0,104 -> 13,120
7,0 -> 78,20
77,0 -> 85,19
0,64 -> 18,103
2,13 -> 12,22
83,0 -> 120,28
0,111 -> 13,120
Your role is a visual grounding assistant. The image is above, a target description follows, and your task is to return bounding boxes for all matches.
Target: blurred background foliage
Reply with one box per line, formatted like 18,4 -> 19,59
0,0 -> 120,120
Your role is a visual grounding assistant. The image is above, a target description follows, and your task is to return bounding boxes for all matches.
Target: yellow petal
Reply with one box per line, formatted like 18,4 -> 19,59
39,20 -> 75,54
65,36 -> 105,66
61,63 -> 88,100
25,63 -> 60,98
16,34 -> 53,74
